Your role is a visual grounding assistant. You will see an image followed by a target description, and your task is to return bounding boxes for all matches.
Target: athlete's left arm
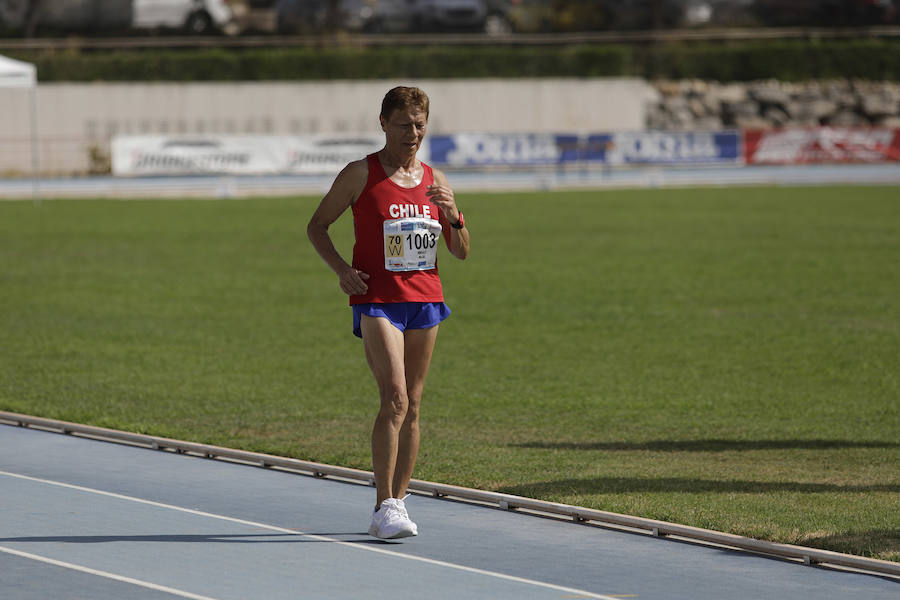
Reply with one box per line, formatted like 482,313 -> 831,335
427,168 -> 469,260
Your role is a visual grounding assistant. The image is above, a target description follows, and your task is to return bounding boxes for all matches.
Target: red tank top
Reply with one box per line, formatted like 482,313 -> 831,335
349,153 -> 449,305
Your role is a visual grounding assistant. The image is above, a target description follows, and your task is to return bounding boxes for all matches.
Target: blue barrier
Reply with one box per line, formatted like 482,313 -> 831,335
428,131 -> 743,167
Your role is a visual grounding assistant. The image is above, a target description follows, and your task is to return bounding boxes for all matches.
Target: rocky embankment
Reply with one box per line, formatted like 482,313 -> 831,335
647,80 -> 900,130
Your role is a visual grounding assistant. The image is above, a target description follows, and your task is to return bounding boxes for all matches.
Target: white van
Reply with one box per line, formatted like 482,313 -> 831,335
133,0 -> 237,34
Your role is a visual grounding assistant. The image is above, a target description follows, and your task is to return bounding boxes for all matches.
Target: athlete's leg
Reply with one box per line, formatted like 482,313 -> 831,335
360,314 -> 408,507
392,325 -> 439,499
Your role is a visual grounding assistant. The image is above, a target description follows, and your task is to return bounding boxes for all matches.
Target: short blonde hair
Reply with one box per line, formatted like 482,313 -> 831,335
380,86 -> 430,121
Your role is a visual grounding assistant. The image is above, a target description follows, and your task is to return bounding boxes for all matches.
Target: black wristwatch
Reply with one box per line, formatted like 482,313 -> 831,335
451,212 -> 465,229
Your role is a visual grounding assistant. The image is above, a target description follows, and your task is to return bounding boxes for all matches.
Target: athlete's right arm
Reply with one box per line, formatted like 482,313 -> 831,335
307,160 -> 370,296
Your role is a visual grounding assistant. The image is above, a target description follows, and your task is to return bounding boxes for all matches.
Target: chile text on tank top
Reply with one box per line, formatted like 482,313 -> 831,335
350,153 -> 449,305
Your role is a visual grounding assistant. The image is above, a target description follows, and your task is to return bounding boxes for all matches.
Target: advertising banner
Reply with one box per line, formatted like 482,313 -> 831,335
599,131 -> 742,165
284,135 -> 395,174
112,134 -> 391,176
428,133 -> 562,167
427,131 -> 742,167
113,131 -> 745,175
745,128 -> 900,164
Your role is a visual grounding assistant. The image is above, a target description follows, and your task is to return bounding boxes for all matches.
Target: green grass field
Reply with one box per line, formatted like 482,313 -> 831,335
1,186 -> 898,560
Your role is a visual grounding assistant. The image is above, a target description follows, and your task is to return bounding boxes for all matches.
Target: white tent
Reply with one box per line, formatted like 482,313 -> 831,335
0,54 -> 38,198
0,54 -> 36,88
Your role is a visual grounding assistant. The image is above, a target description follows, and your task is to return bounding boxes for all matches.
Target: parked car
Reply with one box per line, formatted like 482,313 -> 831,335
494,0 -> 613,33
0,0 -> 26,30
603,0 -> 689,29
11,0 -> 133,31
5,0 -> 238,35
340,0 -> 413,32
341,0 -> 489,33
752,0 -> 897,26
274,0 -> 331,33
412,0 -> 487,31
483,0 -> 514,33
134,0 -> 236,34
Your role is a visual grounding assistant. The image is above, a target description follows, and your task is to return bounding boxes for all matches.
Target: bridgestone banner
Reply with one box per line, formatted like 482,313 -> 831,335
745,128 -> 900,164
112,135 -> 389,175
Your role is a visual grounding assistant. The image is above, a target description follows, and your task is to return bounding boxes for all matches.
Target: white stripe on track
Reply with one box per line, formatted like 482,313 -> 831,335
1,469 -> 618,600
0,544 -> 221,600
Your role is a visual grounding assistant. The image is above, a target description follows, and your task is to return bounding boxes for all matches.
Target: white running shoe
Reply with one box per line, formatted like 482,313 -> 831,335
397,497 -> 418,536
368,498 -> 417,539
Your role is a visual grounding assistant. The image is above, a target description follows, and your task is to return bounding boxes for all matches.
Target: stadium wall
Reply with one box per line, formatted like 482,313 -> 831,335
0,78 -> 656,175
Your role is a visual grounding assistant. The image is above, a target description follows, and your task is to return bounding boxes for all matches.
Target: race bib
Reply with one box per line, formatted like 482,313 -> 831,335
383,217 -> 442,272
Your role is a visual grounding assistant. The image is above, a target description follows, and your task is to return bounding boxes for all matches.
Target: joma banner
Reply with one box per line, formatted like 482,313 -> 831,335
427,131 -> 742,167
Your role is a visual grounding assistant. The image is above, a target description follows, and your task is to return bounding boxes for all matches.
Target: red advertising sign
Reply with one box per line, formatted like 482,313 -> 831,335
745,128 -> 900,164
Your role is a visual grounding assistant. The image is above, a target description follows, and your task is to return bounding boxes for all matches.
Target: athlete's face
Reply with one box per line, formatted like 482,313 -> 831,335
381,107 -> 428,158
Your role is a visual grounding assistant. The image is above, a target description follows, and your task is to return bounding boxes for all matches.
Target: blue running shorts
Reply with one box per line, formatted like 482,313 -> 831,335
352,302 -> 451,338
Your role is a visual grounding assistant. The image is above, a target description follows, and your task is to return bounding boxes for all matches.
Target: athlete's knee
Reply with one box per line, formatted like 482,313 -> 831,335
379,386 -> 409,423
404,395 -> 421,424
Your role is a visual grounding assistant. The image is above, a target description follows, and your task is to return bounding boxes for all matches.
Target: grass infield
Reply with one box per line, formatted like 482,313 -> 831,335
1,186 -> 898,561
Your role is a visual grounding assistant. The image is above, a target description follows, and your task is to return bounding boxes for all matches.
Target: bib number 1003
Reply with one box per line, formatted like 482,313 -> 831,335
383,217 -> 441,272
406,232 -> 437,250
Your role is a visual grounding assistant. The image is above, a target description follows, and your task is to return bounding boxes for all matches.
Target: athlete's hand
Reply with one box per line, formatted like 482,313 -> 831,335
339,267 -> 369,296
426,184 -> 459,223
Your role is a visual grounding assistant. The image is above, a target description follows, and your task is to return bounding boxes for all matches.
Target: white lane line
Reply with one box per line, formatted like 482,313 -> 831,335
0,469 -> 618,600
0,545 -> 221,600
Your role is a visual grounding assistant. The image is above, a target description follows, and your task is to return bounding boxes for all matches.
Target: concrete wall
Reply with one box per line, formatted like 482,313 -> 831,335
0,78 -> 656,175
